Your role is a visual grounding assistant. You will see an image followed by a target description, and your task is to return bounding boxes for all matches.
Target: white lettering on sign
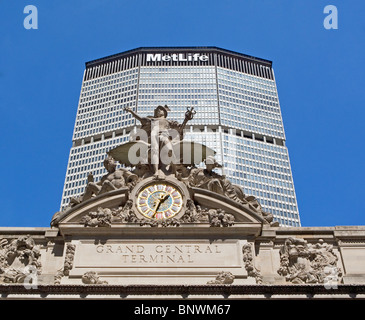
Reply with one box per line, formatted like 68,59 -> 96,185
146,53 -> 209,62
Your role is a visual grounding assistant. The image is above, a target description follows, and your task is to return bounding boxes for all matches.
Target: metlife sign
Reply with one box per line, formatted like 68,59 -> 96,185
146,53 -> 209,62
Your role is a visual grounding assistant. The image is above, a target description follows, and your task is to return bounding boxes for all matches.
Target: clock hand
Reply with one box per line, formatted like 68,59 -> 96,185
151,191 -> 168,202
152,193 -> 171,216
149,193 -> 164,211
150,194 -> 161,202
160,194 -> 170,203
152,203 -> 162,218
152,193 -> 165,217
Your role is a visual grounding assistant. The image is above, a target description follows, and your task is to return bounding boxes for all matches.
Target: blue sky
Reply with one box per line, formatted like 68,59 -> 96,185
0,0 -> 364,227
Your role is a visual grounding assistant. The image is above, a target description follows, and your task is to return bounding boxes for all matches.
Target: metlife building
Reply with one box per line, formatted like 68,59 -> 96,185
61,47 -> 300,227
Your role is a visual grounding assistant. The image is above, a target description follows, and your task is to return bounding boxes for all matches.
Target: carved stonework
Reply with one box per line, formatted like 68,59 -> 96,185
242,243 -> 263,284
52,104 -> 282,231
185,156 -> 277,226
111,105 -> 197,179
0,236 -> 42,284
63,243 -> 76,276
139,218 -> 181,227
207,271 -> 234,284
54,269 -> 63,285
55,243 -> 76,284
71,156 -> 138,205
207,209 -> 235,227
80,207 -> 113,227
187,157 -> 245,204
179,201 -> 235,227
180,200 -> 209,223
76,199 -> 236,228
82,271 -> 108,285
277,237 -> 342,285
113,200 -> 139,223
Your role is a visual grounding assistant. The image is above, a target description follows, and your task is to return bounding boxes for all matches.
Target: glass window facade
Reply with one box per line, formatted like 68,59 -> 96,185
60,47 -> 300,227
218,68 -> 285,139
138,66 -> 219,125
74,67 -> 139,141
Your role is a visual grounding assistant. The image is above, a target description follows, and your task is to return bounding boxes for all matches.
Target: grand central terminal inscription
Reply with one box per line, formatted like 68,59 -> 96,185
72,240 -> 246,274
95,243 -> 222,264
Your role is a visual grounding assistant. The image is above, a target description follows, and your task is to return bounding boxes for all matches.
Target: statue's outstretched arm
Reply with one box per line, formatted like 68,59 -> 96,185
124,106 -> 143,122
180,107 -> 196,130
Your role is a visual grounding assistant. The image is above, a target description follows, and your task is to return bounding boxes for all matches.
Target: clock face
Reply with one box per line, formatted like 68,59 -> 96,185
136,183 -> 183,220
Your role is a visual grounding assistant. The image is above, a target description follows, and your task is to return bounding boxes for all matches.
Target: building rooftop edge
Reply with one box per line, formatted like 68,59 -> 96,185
84,46 -> 273,68
1,226 -> 365,234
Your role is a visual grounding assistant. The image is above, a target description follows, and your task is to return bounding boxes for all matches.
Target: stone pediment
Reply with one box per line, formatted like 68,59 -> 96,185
53,185 -> 265,225
191,188 -> 267,224
51,187 -> 129,226
51,175 -> 270,238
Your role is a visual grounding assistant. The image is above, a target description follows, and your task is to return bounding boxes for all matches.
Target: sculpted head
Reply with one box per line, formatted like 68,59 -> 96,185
204,156 -> 222,172
154,105 -> 170,118
104,156 -> 116,172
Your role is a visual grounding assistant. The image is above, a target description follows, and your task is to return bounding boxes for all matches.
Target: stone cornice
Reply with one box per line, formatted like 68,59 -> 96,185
1,284 -> 364,298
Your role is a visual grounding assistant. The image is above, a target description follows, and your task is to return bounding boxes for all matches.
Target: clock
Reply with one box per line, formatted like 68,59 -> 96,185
136,183 -> 183,220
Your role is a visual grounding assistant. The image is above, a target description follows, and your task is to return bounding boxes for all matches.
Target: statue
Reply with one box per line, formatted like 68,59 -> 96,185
188,156 -> 244,203
82,155 -> 137,201
108,105 -> 215,179
51,104 -> 279,230
123,105 -> 196,178
51,155 -> 139,221
0,236 -> 42,284
277,237 -> 342,284
187,155 -> 277,225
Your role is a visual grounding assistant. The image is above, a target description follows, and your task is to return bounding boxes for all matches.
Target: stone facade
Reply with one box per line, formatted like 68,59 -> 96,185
1,105 -> 364,300
0,224 -> 365,299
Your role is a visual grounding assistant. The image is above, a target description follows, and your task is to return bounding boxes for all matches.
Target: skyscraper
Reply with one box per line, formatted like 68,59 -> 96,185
61,47 -> 300,226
